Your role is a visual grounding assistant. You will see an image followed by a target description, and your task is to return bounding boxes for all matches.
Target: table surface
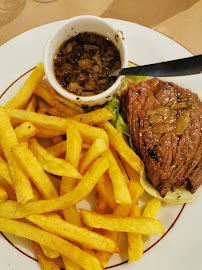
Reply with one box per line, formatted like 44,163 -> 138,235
0,0 -> 201,55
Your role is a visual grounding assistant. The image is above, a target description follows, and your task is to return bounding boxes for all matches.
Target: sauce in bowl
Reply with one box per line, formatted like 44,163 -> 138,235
53,32 -> 121,96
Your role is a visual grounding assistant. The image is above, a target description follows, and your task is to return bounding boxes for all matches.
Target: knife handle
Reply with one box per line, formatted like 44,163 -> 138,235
120,55 -> 202,77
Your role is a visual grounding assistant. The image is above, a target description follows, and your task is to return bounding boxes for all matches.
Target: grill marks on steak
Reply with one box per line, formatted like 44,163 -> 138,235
120,78 -> 202,197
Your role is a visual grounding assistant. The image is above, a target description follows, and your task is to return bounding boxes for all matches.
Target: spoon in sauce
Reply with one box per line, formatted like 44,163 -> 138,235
108,55 -> 202,77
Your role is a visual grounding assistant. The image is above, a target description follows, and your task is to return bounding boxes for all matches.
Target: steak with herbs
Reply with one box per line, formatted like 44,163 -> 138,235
120,78 -> 202,197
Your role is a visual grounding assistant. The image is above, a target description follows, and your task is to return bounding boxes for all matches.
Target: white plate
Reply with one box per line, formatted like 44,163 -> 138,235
0,18 -> 202,270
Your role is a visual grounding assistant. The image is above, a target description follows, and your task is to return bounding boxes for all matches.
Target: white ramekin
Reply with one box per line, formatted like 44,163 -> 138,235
44,15 -> 128,107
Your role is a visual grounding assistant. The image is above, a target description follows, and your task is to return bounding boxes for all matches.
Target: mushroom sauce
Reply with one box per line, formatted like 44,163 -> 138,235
54,32 -> 121,96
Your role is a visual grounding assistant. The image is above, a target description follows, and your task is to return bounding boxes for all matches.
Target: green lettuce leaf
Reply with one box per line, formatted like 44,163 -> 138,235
105,62 -> 147,148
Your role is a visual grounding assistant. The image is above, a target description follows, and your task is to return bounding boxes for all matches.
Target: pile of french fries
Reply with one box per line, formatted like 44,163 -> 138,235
0,63 -> 164,270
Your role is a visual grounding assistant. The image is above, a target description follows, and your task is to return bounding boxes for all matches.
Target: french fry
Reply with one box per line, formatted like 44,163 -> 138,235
102,149 -> 131,204
40,244 -> 60,259
50,135 -> 63,144
14,122 -> 38,142
25,95 -> 37,112
96,180 -> 144,267
20,141 -> 28,148
62,256 -> 82,270
113,180 -> 144,217
27,214 -> 120,253
41,107 -> 68,118
4,63 -> 45,109
11,144 -> 58,199
33,242 -> 61,270
35,85 -> 79,116
71,108 -> 114,124
47,140 -> 67,157
65,122 -> 82,172
36,127 -> 65,138
0,185 -> 8,202
47,140 -> 90,157
96,193 -> 108,214
0,218 -> 102,270
69,120 -> 109,146
80,209 -> 164,235
29,138 -> 81,178
102,121 -> 143,173
142,198 -> 161,218
0,156 -> 14,187
0,176 -> 16,201
0,157 -> 109,219
110,147 -> 129,184
6,110 -> 109,145
61,122 -> 82,226
0,107 -> 35,203
96,231 -> 119,268
96,173 -> 118,210
6,109 -> 67,130
128,204 -> 143,262
119,155 -> 140,182
79,138 -> 108,174
48,85 -> 84,114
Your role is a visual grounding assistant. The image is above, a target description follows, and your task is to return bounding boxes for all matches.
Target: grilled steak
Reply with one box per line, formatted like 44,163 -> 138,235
120,78 -> 202,197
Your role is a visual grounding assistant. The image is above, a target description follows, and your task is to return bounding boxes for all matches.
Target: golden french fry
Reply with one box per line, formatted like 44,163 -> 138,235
33,242 -> 61,270
71,108 -> 114,124
62,255 -> 82,270
95,180 -> 144,267
5,63 -> 45,109
25,95 -> 37,112
27,214 -> 120,253
48,85 -> 84,114
96,173 -> 118,210
14,122 -> 38,142
29,138 -> 81,178
113,180 -> 144,217
11,144 -> 58,199
142,198 -> 161,218
110,147 -> 129,184
68,120 -> 109,146
35,85 -> 79,116
47,140 -> 67,157
0,185 -> 8,202
63,207 -> 82,227
119,155 -> 140,182
0,218 -> 102,270
128,204 -> 143,262
102,149 -> 131,204
65,122 -> 82,171
102,121 -> 143,173
79,138 -> 108,174
20,141 -> 28,148
6,110 -> 109,145
50,135 -> 63,144
36,127 -> 65,138
40,244 -> 60,259
47,140 -> 90,157
0,176 -> 16,201
61,122 -> 83,226
0,107 -> 35,203
0,156 -> 14,187
96,230 -> 118,268
6,109 -> 67,130
41,107 -> 68,118
96,193 -> 108,215
0,157 -> 109,219
80,209 -> 164,235
38,109 -> 47,115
